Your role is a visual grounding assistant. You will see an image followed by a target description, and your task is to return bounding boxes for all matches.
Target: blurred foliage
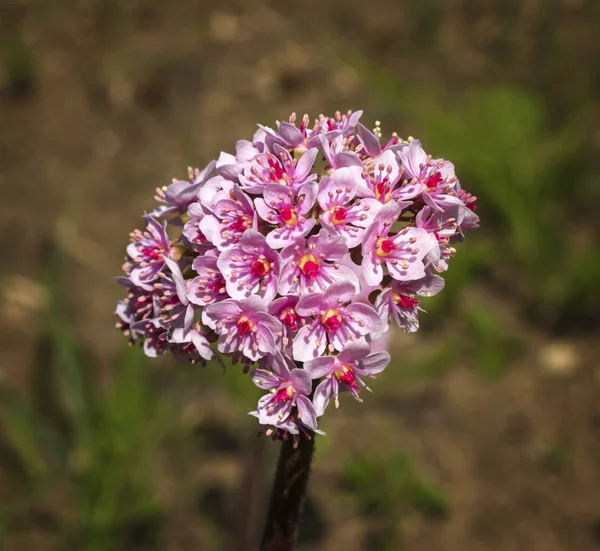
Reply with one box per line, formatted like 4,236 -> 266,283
341,453 -> 448,549
0,242 -> 166,550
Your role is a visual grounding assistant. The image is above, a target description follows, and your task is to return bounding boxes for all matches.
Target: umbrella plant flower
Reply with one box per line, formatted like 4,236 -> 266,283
115,109 -> 479,438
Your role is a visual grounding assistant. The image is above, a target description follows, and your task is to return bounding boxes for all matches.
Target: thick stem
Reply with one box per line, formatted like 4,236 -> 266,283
259,432 -> 315,551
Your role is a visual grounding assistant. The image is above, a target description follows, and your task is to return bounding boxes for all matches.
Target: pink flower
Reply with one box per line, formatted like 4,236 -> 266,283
203,296 -> 282,361
127,216 -> 171,290
397,140 -> 458,211
199,185 -> 257,251
304,341 -> 390,415
373,274 -> 445,335
292,281 -> 381,361
250,351 -> 319,433
255,183 -> 317,249
217,230 -> 281,302
317,166 -> 382,248
362,202 -> 438,286
279,229 -> 359,295
238,146 -> 318,193
188,256 -> 227,305
357,149 -> 425,204
268,296 -> 305,347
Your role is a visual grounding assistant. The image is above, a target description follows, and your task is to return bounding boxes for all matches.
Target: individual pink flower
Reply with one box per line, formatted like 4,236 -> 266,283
217,230 -> 281,302
199,185 -> 257,251
373,274 -> 445,335
126,216 -> 171,290
168,322 -> 219,364
397,139 -> 458,211
202,296 -> 282,361
188,256 -> 227,305
279,229 -> 359,296
182,202 -> 215,253
305,341 -> 390,415
254,183 -> 317,249
361,202 -> 438,286
268,295 -> 303,347
238,146 -> 318,193
317,166 -> 382,248
292,281 -> 381,361
216,138 -> 263,180
319,132 -> 364,170
152,160 -> 216,217
357,149 -> 425,204
250,352 -> 319,433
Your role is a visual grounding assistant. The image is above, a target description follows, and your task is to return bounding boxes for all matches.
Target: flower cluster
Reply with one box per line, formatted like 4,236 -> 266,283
115,110 -> 478,438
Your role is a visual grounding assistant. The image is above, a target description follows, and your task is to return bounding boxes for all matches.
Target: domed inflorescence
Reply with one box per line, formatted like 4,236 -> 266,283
115,110 -> 479,438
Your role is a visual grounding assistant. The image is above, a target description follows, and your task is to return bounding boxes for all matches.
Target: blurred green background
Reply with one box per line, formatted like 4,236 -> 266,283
1,0 -> 600,550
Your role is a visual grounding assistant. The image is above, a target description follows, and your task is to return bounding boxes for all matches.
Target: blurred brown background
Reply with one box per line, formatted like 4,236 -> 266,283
1,0 -> 600,550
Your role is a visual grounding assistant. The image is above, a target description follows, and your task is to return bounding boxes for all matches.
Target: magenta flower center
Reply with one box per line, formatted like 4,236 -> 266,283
426,171 -> 443,189
268,157 -> 286,184
298,254 -> 320,279
375,179 -> 391,202
280,207 -> 298,225
230,216 -> 252,232
273,385 -> 295,403
335,365 -> 360,392
281,308 -> 298,331
393,293 -> 419,310
321,309 -> 342,332
237,315 -> 255,335
331,206 -> 347,225
140,246 -> 165,260
376,238 -> 396,257
250,258 -> 271,277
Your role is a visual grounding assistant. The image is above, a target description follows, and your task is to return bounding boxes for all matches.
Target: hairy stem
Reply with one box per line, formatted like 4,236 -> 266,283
259,432 -> 315,551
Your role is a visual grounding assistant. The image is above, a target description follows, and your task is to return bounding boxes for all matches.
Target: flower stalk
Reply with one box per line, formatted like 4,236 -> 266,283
260,431 -> 315,551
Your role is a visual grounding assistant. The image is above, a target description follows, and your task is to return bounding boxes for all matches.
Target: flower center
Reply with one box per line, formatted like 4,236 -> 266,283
236,315 -> 255,335
393,292 -> 419,310
321,309 -> 342,332
335,365 -> 360,392
375,237 -> 396,257
280,207 -> 298,226
298,254 -> 320,279
375,179 -> 392,202
281,308 -> 298,331
426,171 -> 443,189
230,216 -> 251,232
268,156 -> 286,184
250,257 -> 271,277
330,206 -> 347,225
140,246 -> 164,261
273,385 -> 295,403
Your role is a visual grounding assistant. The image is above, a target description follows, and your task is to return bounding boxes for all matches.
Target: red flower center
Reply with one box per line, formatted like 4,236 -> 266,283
250,258 -> 271,277
299,254 -> 320,279
427,171 -> 443,189
375,179 -> 391,202
268,156 -> 286,183
273,385 -> 295,403
393,293 -> 419,310
280,207 -> 298,225
237,315 -> 254,335
376,238 -> 396,257
281,308 -> 298,331
230,216 -> 251,232
335,365 -> 360,392
321,309 -> 342,332
331,206 -> 347,225
140,246 -> 164,261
